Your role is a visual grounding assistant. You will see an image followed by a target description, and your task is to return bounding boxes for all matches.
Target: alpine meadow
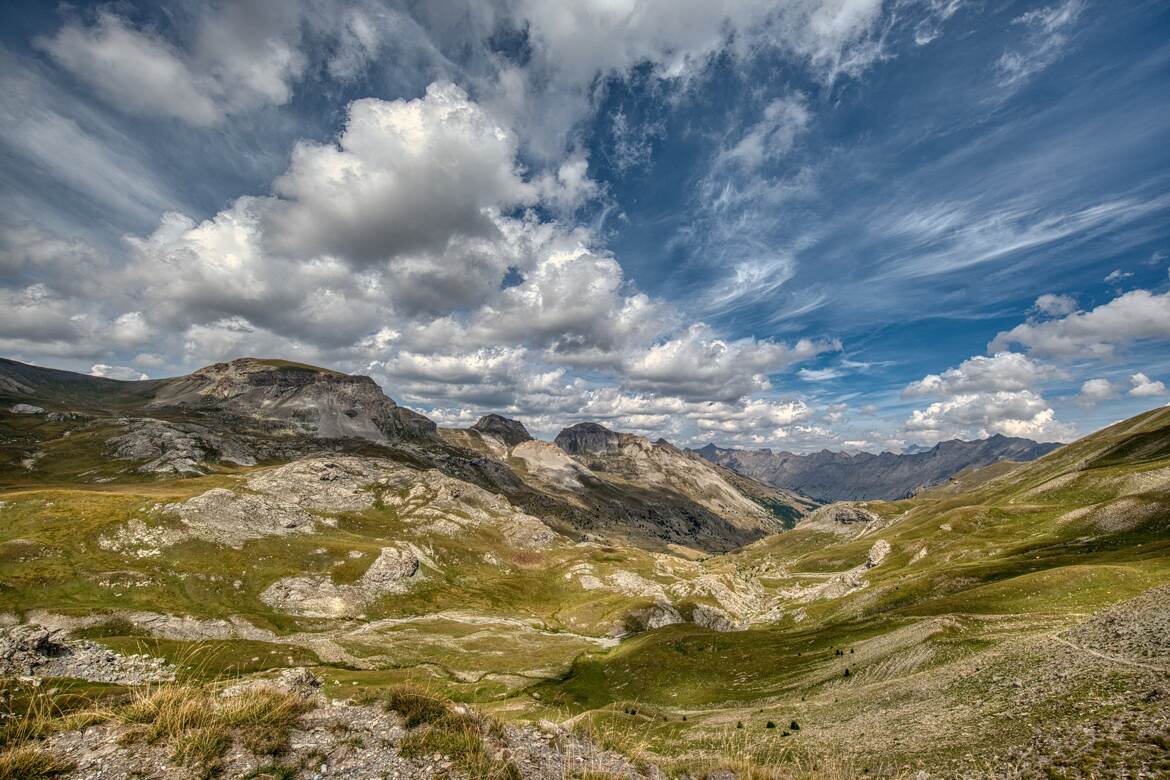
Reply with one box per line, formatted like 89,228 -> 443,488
0,2 -> 1168,779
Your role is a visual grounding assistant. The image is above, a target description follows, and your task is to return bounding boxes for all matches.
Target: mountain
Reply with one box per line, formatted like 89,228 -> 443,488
695,433 -> 1062,501
0,357 -> 809,552
442,417 -> 815,551
1,355 -> 1168,778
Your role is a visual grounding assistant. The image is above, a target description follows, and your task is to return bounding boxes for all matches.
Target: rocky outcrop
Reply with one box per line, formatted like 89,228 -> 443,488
697,434 -> 1061,501
0,625 -> 173,684
691,603 -> 747,632
781,539 -> 891,602
108,417 -> 257,474
471,414 -> 533,447
260,546 -> 421,618
174,487 -> 319,547
147,358 -> 436,442
554,422 -> 622,456
628,601 -> 684,631
798,502 -> 884,536
9,403 -> 44,414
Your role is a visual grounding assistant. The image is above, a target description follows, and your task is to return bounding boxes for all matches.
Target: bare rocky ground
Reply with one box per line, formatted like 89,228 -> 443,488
0,625 -> 173,686
42,670 -> 658,780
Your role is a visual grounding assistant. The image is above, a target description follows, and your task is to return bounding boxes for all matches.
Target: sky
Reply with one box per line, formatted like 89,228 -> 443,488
1,0 -> 1168,453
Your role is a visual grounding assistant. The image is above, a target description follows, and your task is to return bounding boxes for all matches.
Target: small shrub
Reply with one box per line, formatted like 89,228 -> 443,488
789,720 -> 800,731
765,721 -> 776,729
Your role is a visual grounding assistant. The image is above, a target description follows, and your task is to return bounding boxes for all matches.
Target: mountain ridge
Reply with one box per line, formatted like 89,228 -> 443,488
695,433 -> 1062,501
0,356 -> 812,552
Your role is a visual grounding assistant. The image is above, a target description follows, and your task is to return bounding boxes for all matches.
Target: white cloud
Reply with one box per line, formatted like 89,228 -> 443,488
902,352 -> 1060,397
716,94 -> 811,173
1104,269 -> 1133,283
904,391 -> 1074,443
38,6 -> 306,125
620,325 -> 839,402
1077,378 -> 1118,406
799,367 -> 844,382
267,83 -> 537,264
901,351 -> 1073,443
38,12 -> 222,125
1033,293 -> 1077,317
990,289 -> 1170,358
1129,372 -> 1167,398
995,0 -> 1084,90
90,364 -> 149,381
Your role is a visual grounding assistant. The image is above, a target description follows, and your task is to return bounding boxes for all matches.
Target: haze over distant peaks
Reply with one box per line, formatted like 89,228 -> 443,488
696,435 -> 1062,502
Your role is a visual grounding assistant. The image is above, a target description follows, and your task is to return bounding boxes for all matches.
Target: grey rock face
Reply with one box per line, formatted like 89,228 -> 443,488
108,417 -> 257,474
697,434 -> 1061,501
471,414 -> 533,447
260,545 -> 421,617
554,422 -> 622,455
174,487 -> 317,547
9,403 -> 44,414
629,600 -> 685,631
147,358 -> 436,442
0,625 -> 173,684
691,604 -> 746,632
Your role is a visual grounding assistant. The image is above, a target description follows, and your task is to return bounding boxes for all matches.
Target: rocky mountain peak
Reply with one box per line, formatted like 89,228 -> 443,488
471,414 -> 533,447
147,357 -> 435,442
554,422 -> 622,455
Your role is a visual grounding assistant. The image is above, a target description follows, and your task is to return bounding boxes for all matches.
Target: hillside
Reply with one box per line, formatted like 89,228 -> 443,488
0,358 -> 808,553
696,434 -> 1062,501
0,358 -> 1167,778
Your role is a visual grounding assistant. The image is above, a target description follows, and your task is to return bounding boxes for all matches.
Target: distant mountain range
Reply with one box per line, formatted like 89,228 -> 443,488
694,435 -> 1062,502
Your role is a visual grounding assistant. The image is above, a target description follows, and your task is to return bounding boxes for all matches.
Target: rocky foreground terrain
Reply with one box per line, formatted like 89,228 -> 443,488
0,357 -> 1168,779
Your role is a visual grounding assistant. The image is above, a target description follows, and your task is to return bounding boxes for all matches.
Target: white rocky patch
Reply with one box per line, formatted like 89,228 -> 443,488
261,545 -> 422,618
97,519 -> 186,558
172,487 -> 319,548
781,539 -> 892,603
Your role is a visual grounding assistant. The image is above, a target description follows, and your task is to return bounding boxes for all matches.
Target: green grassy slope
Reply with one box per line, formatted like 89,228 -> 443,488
1,403 -> 1167,776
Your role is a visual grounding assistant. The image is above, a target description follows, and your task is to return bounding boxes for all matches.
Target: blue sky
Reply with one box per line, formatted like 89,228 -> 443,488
1,0 -> 1168,451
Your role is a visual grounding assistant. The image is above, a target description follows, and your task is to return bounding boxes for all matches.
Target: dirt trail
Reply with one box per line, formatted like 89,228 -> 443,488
1050,634 -> 1169,673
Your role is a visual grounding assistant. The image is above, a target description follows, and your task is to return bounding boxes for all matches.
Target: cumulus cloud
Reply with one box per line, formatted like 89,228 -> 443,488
266,84 -> 536,264
1033,293 -> 1077,317
620,325 -> 839,402
902,352 -> 1060,397
1129,372 -> 1167,398
37,78 -> 839,450
904,391 -> 1073,443
1076,378 -> 1118,406
90,364 -> 149,381
901,351 -> 1073,442
989,289 -> 1170,358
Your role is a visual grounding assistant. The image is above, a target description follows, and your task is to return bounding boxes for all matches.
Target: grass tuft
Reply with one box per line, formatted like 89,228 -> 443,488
382,684 -> 450,727
0,745 -> 73,780
110,683 -> 312,772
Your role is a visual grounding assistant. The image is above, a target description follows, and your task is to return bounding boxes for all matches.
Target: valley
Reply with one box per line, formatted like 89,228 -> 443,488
1,358 -> 1167,779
